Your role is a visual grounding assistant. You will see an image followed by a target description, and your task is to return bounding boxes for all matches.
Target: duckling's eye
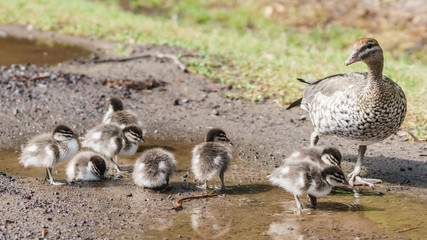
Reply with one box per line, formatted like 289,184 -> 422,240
367,43 -> 373,49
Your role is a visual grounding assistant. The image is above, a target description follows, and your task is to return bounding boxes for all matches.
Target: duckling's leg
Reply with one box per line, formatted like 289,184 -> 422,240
310,132 -> 319,147
110,157 -> 130,173
294,194 -> 303,209
45,168 -> 65,185
308,194 -> 317,208
348,145 -> 382,187
164,174 -> 170,188
196,180 -> 208,189
218,171 -> 232,190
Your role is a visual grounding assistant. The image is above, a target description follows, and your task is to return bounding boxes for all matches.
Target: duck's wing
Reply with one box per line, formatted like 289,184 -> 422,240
304,72 -> 366,100
287,73 -> 367,110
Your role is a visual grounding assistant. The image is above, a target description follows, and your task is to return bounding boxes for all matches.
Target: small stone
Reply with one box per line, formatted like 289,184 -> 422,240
400,167 -> 405,171
126,193 -> 133,198
211,109 -> 219,116
47,217 -> 53,221
375,192 -> 384,196
299,115 -> 307,121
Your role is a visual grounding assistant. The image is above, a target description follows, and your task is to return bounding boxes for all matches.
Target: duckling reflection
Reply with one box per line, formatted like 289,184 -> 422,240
191,207 -> 232,239
268,201 -> 382,239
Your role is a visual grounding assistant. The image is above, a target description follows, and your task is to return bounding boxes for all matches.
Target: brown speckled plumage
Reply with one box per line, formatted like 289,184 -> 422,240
288,38 -> 407,186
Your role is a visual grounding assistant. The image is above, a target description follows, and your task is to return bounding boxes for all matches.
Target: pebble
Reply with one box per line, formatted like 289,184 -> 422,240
211,109 -> 219,116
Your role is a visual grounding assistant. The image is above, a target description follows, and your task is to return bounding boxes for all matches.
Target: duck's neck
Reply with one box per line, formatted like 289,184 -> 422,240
365,55 -> 385,92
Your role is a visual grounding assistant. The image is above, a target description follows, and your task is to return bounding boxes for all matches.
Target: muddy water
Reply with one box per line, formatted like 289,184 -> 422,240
1,139 -> 426,239
0,36 -> 92,66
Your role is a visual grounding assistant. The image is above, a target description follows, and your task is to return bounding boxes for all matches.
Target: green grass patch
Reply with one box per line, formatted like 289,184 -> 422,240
0,0 -> 425,139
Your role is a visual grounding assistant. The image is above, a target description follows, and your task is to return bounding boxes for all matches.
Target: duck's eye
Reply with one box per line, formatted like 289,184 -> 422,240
367,43 -> 373,49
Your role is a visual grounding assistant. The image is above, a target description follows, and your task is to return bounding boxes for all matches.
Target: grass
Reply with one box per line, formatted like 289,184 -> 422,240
0,0 -> 425,139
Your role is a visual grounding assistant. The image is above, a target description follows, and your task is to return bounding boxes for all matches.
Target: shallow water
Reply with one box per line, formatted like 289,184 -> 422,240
1,139 -> 426,239
0,36 -> 92,66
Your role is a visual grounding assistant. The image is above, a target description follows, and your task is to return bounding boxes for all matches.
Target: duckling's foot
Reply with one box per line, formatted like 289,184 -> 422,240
49,180 -> 66,186
196,184 -> 208,190
215,185 -> 233,191
353,176 -> 382,187
114,166 -> 131,173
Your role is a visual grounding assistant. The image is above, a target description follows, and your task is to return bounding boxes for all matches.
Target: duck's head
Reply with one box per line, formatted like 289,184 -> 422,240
124,125 -> 144,143
206,128 -> 230,143
52,125 -> 78,141
345,38 -> 383,66
320,147 -> 342,167
89,155 -> 108,177
110,97 -> 124,112
323,166 -> 349,187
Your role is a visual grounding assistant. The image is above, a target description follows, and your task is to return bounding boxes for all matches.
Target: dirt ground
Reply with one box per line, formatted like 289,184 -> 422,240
0,25 -> 426,239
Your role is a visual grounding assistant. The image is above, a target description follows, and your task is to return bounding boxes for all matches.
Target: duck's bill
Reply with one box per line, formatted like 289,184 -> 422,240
345,50 -> 361,66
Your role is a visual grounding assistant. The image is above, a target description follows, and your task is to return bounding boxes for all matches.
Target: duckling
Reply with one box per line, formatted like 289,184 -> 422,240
191,128 -> 232,190
66,151 -> 108,181
269,156 -> 348,209
286,146 -> 342,168
19,125 -> 79,185
287,38 -> 406,187
103,97 -> 142,129
81,124 -> 144,173
133,148 -> 177,188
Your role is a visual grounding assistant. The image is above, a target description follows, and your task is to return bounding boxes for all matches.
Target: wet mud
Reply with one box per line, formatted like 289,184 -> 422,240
0,24 -> 426,239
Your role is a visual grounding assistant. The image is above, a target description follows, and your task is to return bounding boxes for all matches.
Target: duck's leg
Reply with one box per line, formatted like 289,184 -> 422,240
310,132 -> 319,147
348,145 -> 382,187
294,194 -> 303,209
45,168 -> 65,185
110,157 -> 130,173
308,194 -> 317,208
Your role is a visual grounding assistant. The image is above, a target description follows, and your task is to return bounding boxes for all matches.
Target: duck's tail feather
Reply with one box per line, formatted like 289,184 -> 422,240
297,78 -> 312,84
286,98 -> 302,110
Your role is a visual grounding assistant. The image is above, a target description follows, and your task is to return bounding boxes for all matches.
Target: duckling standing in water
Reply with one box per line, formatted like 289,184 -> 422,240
192,128 -> 232,190
269,150 -> 348,209
66,151 -> 108,181
286,146 -> 342,168
103,97 -> 142,128
19,125 -> 79,185
133,148 -> 177,188
82,124 -> 144,173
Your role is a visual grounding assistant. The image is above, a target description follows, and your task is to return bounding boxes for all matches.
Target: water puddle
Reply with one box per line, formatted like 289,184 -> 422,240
1,139 -> 426,239
0,36 -> 92,66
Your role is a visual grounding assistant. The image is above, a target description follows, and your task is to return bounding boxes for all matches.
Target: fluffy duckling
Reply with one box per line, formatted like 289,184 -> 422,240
103,97 -> 142,128
192,128 -> 232,190
133,148 -> 177,188
19,125 -> 79,185
269,155 -> 348,209
66,151 -> 108,181
286,146 -> 342,168
82,124 -> 144,173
